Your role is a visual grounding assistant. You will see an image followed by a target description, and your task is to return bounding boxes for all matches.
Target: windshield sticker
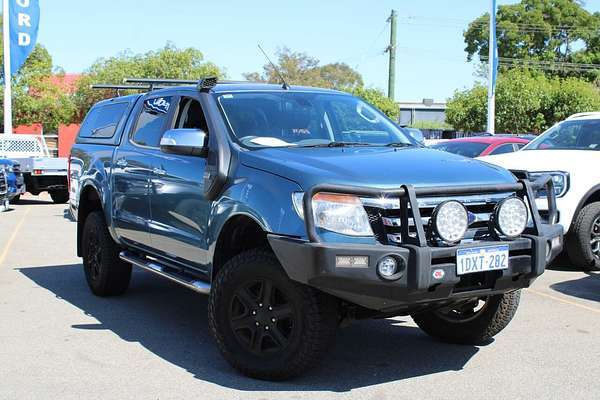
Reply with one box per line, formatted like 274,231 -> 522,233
222,94 -> 234,99
144,97 -> 171,114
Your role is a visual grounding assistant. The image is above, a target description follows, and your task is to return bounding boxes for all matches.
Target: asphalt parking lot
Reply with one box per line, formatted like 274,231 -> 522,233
0,194 -> 599,400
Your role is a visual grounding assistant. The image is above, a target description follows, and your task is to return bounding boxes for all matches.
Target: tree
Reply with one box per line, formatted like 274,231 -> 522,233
446,68 -> 600,132
0,19 -> 75,132
74,43 -> 224,120
244,47 -> 363,91
464,0 -> 600,79
244,48 -> 401,119
351,87 -> 399,121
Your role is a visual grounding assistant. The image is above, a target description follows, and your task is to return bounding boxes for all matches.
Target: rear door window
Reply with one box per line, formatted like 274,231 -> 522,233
131,96 -> 173,148
79,102 -> 130,138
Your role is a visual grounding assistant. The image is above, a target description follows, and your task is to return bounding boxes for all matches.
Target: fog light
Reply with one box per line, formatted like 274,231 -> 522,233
495,197 -> 528,238
432,200 -> 469,244
377,256 -> 398,278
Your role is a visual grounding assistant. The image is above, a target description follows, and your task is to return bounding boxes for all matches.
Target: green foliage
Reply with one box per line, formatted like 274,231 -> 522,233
351,87 -> 399,121
244,47 -> 363,91
0,41 -> 75,132
464,0 -> 600,80
245,48 -> 399,119
446,69 -> 600,132
74,42 -> 225,120
408,120 -> 453,130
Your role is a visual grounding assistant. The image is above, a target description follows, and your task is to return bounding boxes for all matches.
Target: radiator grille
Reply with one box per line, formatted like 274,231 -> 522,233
362,195 -> 510,246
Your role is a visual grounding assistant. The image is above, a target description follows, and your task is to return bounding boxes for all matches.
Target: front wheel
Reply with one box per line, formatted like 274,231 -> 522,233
208,249 -> 338,381
50,190 -> 69,204
412,290 -> 521,345
566,202 -> 600,271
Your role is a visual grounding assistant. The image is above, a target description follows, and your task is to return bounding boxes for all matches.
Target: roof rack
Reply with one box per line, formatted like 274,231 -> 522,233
123,77 -> 249,91
91,77 -> 251,96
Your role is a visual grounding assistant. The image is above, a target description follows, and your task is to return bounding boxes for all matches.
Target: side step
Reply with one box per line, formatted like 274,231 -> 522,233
119,251 -> 211,294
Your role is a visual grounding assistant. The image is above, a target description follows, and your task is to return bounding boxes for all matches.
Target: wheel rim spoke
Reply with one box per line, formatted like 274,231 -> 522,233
230,314 -> 255,331
260,280 -> 273,305
267,325 -> 288,347
236,287 -> 257,309
271,304 -> 293,319
250,329 -> 265,352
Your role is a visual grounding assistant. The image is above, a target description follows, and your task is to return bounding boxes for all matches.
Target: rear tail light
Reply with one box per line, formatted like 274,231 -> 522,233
33,169 -> 43,175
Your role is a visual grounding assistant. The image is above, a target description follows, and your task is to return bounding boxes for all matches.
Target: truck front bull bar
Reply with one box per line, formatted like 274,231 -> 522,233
302,176 -> 558,245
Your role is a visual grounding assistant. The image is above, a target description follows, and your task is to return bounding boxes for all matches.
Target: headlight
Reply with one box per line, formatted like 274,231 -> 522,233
292,192 -> 373,237
495,197 -> 528,238
432,200 -> 469,244
529,171 -> 569,198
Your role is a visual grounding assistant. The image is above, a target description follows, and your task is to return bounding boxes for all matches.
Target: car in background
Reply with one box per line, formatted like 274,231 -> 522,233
430,136 -> 530,158
0,167 -> 8,211
482,112 -> 600,270
0,158 -> 26,203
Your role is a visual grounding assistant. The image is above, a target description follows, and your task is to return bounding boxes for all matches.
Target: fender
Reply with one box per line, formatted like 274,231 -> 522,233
571,183 -> 600,227
73,146 -> 121,255
206,164 -> 305,271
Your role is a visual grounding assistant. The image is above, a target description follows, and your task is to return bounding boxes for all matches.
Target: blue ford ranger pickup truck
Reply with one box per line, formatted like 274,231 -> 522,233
70,78 -> 563,380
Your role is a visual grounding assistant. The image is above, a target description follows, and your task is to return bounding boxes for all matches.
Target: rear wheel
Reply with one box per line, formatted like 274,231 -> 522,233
81,211 -> 131,296
50,190 -> 69,204
412,291 -> 521,344
567,202 -> 600,271
208,249 -> 338,380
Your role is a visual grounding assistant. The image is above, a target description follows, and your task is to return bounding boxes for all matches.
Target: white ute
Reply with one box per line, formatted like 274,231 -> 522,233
0,134 -> 69,204
481,112 -> 600,270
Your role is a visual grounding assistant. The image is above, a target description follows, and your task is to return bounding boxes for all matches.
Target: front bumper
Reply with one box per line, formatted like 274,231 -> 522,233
270,176 -> 563,312
269,226 -> 562,311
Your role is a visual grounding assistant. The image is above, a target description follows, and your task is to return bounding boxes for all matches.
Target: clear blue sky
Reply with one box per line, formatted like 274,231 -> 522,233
37,0 -> 600,102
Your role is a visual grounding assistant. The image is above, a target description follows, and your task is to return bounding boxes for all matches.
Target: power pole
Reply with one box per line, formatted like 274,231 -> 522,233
386,9 -> 397,101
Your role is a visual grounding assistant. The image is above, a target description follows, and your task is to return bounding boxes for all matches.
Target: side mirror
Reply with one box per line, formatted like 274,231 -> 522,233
160,129 -> 208,157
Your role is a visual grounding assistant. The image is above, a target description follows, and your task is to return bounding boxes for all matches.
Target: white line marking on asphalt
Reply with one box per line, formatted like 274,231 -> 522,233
0,207 -> 31,266
528,288 -> 600,314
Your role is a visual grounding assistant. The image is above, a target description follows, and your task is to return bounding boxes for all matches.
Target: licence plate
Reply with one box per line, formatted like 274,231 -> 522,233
456,245 -> 509,276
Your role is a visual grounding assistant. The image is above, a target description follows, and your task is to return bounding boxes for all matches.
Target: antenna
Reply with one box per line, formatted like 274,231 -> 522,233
258,44 -> 290,90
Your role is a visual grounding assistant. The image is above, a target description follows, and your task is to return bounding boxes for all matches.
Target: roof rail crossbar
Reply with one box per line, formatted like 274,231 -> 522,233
91,84 -> 153,90
124,77 -> 221,92
123,78 -> 198,85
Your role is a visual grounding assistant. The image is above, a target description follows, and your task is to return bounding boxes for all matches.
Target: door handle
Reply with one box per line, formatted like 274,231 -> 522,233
153,167 -> 166,176
116,158 -> 128,168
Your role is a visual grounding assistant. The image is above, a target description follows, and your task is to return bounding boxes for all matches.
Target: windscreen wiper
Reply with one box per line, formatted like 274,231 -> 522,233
303,141 -> 371,148
385,142 -> 415,147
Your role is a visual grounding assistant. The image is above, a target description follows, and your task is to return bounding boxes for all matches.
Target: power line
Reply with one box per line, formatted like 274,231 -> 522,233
354,21 -> 390,69
399,15 -> 600,35
481,56 -> 600,72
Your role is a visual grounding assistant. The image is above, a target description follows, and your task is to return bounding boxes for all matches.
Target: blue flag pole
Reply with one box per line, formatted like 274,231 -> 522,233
3,0 -> 13,135
486,0 -> 498,134
3,0 -> 40,135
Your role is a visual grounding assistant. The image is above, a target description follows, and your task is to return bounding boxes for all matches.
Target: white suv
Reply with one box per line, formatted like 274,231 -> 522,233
481,112 -> 600,270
